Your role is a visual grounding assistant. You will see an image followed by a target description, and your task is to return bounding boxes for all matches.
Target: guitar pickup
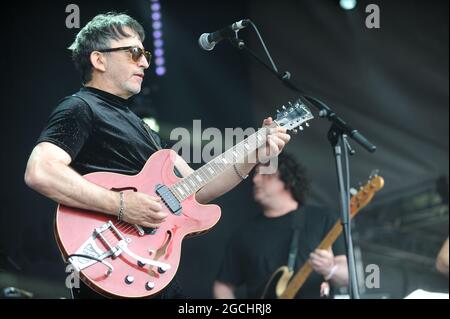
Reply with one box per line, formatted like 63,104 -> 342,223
155,184 -> 182,215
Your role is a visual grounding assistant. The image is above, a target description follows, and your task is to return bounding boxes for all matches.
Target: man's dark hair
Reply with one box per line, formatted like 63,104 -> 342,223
277,152 -> 310,205
68,12 -> 145,84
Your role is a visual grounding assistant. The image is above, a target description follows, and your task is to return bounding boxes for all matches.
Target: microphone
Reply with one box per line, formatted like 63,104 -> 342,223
198,19 -> 250,51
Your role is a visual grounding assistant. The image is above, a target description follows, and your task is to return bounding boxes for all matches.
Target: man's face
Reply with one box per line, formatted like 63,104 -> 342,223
102,28 -> 150,99
252,165 -> 285,205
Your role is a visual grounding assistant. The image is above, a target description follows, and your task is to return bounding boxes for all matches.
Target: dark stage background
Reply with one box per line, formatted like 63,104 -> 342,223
0,0 -> 448,298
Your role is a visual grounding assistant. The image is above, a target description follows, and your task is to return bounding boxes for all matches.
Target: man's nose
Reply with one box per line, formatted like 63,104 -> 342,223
139,55 -> 150,69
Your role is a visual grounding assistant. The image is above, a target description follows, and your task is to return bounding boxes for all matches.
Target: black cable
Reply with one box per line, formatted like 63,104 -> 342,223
248,20 -> 279,73
67,253 -> 114,275
234,20 -> 375,153
67,254 -> 104,264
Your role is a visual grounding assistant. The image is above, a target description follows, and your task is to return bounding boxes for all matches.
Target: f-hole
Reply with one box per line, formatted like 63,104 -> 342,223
148,231 -> 173,277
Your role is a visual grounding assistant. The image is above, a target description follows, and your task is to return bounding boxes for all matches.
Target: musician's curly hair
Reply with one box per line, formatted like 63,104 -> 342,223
277,152 -> 310,205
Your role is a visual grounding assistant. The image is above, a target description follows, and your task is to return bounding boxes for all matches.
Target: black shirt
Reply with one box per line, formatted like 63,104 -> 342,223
37,87 -> 185,299
37,86 -> 162,175
216,206 -> 346,299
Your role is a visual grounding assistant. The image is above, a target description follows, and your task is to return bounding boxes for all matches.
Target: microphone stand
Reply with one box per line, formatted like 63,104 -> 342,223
227,21 -> 376,299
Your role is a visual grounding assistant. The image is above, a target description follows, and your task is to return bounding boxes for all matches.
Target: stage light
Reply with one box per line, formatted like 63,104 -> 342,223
143,117 -> 160,133
152,12 -> 161,21
340,0 -> 357,10
154,39 -> 164,48
151,3 -> 161,11
155,57 -> 165,66
154,48 -> 164,57
156,66 -> 166,76
150,0 -> 166,76
152,21 -> 162,30
153,30 -> 162,39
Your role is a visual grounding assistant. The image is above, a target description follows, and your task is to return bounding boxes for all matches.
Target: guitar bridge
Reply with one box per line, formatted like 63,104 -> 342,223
69,221 -> 171,274
69,221 -> 126,272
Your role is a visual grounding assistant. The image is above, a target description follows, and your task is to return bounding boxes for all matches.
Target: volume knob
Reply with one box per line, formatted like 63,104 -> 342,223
125,275 -> 135,285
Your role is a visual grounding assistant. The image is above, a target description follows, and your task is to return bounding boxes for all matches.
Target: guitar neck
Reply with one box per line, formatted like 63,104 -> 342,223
168,99 -> 315,201
280,222 -> 343,299
169,123 -> 278,201
280,195 -> 365,299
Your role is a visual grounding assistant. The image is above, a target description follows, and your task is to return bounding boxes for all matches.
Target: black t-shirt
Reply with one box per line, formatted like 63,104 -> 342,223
37,86 -> 162,175
216,206 -> 346,299
37,87 -> 186,299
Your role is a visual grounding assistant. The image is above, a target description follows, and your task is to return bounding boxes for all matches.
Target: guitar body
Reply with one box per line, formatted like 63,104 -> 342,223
260,266 -> 293,299
55,149 -> 221,298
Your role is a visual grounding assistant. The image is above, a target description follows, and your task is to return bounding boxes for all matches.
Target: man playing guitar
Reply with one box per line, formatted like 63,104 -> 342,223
213,153 -> 349,299
24,12 -> 291,298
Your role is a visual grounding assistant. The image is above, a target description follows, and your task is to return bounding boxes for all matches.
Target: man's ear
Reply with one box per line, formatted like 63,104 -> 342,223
90,51 -> 107,72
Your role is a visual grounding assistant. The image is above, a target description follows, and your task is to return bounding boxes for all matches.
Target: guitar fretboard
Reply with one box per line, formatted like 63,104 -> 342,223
169,124 -> 276,201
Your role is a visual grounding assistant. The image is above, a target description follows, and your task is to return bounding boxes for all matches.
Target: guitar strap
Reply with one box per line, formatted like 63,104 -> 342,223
287,230 -> 299,272
259,209 -> 305,299
287,209 -> 305,272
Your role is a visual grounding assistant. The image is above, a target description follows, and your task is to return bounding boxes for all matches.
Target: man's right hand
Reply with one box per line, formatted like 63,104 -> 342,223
121,191 -> 168,228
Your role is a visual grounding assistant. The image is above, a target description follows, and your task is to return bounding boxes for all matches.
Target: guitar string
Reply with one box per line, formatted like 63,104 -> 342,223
172,126 -> 273,199
85,119 -> 307,257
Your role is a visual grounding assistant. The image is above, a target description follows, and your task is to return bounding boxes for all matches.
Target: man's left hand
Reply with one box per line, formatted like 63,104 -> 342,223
258,117 -> 291,163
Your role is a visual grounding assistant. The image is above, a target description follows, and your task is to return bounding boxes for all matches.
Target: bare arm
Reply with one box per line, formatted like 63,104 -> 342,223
198,161 -> 256,204
310,249 -> 349,288
436,237 -> 449,277
328,255 -> 349,288
24,142 -> 167,228
174,154 -> 256,204
213,281 -> 236,299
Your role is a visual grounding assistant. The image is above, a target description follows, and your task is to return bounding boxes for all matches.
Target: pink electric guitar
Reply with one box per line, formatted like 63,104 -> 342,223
55,99 -> 314,298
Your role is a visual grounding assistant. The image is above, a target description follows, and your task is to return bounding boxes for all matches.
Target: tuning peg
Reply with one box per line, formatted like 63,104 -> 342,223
288,101 -> 293,107
299,126 -> 304,131
350,188 -> 357,196
276,109 -> 280,114
305,122 -> 310,127
369,169 -> 379,179
282,105 -> 286,110
292,129 -> 298,134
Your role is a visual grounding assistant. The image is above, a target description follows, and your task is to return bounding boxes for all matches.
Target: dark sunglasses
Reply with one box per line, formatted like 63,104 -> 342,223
96,46 -> 152,63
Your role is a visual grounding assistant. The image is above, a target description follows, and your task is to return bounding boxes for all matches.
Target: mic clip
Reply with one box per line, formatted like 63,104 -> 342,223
229,37 -> 245,49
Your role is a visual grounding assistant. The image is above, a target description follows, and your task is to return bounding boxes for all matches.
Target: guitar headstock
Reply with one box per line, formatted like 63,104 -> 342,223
274,98 -> 314,133
350,173 -> 385,217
